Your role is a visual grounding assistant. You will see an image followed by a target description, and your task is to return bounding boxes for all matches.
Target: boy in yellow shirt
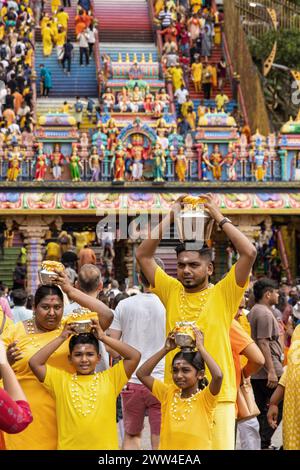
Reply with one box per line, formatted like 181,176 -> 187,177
137,327 -> 223,450
29,319 -> 141,450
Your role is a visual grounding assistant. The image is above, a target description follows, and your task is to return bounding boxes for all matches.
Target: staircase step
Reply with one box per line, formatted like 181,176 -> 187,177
35,43 -> 98,97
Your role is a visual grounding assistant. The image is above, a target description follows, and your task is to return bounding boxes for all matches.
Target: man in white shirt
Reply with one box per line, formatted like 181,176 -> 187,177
109,260 -> 166,450
11,289 -> 33,323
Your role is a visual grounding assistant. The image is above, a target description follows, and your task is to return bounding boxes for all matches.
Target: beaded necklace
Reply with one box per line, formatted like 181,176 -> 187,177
70,373 -> 99,417
25,319 -> 62,349
179,284 -> 213,321
170,388 -> 201,422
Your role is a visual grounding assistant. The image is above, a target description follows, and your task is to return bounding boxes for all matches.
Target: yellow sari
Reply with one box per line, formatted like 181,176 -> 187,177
1,322 -> 74,450
42,26 -> 53,57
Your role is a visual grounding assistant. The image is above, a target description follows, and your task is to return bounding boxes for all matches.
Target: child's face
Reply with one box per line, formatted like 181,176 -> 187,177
69,344 -> 100,375
172,358 -> 202,391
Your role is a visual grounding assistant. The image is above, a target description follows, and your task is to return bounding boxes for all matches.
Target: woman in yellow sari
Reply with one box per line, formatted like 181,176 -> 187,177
42,24 -> 53,57
1,278 -> 113,450
268,323 -> 300,450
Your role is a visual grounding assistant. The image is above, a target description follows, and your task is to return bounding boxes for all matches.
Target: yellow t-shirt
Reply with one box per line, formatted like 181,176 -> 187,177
43,361 -> 128,450
151,265 -> 248,402
1,322 -> 73,450
153,379 -> 217,450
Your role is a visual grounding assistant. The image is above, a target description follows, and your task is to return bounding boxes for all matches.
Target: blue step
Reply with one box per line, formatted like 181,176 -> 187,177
35,43 -> 98,97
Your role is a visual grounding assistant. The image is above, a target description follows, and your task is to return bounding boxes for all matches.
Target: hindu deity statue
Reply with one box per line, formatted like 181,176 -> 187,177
89,146 -> 102,182
224,143 -> 237,181
34,143 -> 47,181
209,144 -> 224,180
69,144 -> 83,182
102,87 -> 115,111
143,91 -> 154,113
5,144 -> 24,182
50,143 -> 64,180
157,129 -> 169,152
201,144 -> 210,181
153,142 -> 166,182
156,116 -> 170,135
92,123 -> 108,150
168,123 -> 184,152
129,84 -> 144,113
107,118 -> 119,151
252,146 -> 267,181
172,146 -> 188,182
131,146 -> 144,181
113,142 -> 125,182
118,87 -> 130,112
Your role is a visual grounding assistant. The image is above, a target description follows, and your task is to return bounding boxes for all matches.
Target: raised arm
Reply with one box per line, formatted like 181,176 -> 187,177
136,196 -> 186,287
203,193 -> 257,287
54,270 -> 113,330
91,319 -> 141,379
136,333 -> 176,391
29,324 -> 74,382
194,328 -> 223,396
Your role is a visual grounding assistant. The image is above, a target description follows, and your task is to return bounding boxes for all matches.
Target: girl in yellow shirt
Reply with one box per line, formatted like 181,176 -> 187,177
137,327 -> 223,450
29,318 -> 141,450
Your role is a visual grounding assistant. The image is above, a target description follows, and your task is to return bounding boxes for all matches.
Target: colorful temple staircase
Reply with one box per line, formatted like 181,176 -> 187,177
187,43 -> 236,113
95,0 -> 153,42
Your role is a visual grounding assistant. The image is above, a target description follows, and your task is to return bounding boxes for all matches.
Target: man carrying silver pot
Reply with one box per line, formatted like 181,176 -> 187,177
136,193 -> 257,450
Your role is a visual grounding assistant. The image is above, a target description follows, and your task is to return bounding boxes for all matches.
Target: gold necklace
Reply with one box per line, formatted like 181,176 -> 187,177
179,284 -> 213,321
170,388 -> 201,422
70,373 -> 99,417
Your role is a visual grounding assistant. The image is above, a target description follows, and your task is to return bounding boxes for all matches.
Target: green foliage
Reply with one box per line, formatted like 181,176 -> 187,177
249,29 -> 300,69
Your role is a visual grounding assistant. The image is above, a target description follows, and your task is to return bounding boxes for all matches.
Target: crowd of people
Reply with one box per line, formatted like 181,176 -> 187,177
0,0 -> 34,140
0,195 -> 299,450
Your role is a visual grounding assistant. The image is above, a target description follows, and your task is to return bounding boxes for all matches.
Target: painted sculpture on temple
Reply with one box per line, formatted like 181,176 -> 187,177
34,143 -> 47,181
5,144 -> 24,182
89,146 -> 102,182
131,146 -> 144,181
92,123 -> 108,150
153,142 -> 166,182
224,143 -> 237,181
50,143 -> 64,180
209,144 -> 224,180
172,146 -> 188,182
69,144 -> 83,182
102,87 -> 115,112
201,144 -> 210,181
168,124 -> 184,152
113,142 -> 125,182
